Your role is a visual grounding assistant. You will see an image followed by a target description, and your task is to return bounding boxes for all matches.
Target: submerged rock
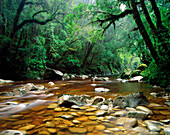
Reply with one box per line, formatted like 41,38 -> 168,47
0,130 -> 27,135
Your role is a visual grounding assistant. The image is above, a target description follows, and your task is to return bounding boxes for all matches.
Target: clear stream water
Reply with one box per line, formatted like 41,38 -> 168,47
0,76 -> 169,134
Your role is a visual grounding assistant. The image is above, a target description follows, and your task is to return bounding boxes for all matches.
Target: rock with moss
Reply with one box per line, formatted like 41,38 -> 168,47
113,92 -> 149,108
137,64 -> 147,71
119,71 -> 131,79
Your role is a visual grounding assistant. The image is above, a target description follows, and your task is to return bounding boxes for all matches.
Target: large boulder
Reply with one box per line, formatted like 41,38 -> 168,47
44,68 -> 63,80
114,92 -> 149,108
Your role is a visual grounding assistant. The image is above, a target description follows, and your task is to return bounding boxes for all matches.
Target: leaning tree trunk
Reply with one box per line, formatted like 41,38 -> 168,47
130,0 -> 160,65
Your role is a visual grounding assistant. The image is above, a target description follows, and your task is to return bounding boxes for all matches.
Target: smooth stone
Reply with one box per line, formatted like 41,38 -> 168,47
19,124 -> 35,131
103,122 -> 115,128
124,118 -> 137,128
105,116 -> 116,121
54,107 -> 62,112
128,110 -> 149,120
48,82 -> 54,86
45,122 -> 55,128
11,120 -> 33,125
47,103 -> 58,109
73,120 -> 81,124
104,130 -> 113,134
116,117 -> 134,126
70,112 -> 80,117
86,107 -> 97,112
97,117 -> 105,121
38,130 -> 50,135
148,132 -> 159,135
95,125 -> 105,131
100,105 -> 109,110
144,120 -> 161,132
47,128 -> 57,133
160,111 -> 170,115
75,116 -> 88,122
82,121 -> 98,126
63,120 -> 75,126
133,127 -> 149,133
164,127 -> 170,135
71,105 -> 81,109
160,119 -> 170,124
88,116 -> 98,121
126,107 -> 136,111
85,112 -> 95,116
61,115 -> 74,119
114,111 -> 127,117
107,128 -> 120,132
57,124 -> 68,129
68,128 -> 87,134
148,103 -> 163,107
0,130 -> 27,135
136,106 -> 153,115
95,110 -> 106,116
87,126 -> 95,132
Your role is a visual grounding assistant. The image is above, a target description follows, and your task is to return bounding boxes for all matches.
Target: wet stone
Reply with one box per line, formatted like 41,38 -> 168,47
54,107 -> 62,112
95,110 -> 106,116
45,122 -> 55,128
87,126 -> 95,132
86,107 -> 97,112
11,120 -> 33,126
95,125 -> 105,131
71,105 -> 81,109
47,128 -> 58,133
47,103 -> 58,109
70,112 -> 80,117
133,126 -> 149,133
68,127 -> 87,134
38,130 -> 50,135
114,111 -> 127,117
82,121 -> 98,126
73,120 -> 81,124
57,124 -> 68,129
100,105 -> 109,110
60,114 -> 74,119
85,112 -> 95,116
75,116 -> 88,122
19,124 -> 35,131
128,110 -> 149,120
88,116 -> 98,121
144,120 -> 161,132
124,118 -> 137,128
136,106 -> 153,115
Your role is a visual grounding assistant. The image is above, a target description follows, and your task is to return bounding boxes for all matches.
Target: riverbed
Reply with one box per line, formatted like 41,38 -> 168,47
0,77 -> 169,134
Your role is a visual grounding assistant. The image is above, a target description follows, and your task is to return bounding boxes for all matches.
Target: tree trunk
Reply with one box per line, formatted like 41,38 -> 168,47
81,43 -> 95,68
131,0 -> 160,65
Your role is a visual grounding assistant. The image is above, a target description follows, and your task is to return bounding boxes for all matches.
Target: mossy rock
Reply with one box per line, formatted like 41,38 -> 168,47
137,64 -> 147,71
130,70 -> 141,78
120,71 -> 131,79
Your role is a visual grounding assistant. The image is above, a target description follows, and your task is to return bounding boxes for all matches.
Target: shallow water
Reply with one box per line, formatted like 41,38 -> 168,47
0,77 -> 169,134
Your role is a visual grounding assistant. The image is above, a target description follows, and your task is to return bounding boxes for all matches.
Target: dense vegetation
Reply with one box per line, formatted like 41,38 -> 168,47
0,0 -> 169,87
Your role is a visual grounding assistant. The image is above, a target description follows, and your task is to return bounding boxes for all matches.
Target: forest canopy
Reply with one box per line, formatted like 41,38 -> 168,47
0,0 -> 169,87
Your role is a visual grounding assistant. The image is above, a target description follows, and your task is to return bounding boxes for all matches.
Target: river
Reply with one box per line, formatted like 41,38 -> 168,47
0,76 -> 169,134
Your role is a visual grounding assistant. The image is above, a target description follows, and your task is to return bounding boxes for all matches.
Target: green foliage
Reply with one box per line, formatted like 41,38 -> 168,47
142,61 -> 170,87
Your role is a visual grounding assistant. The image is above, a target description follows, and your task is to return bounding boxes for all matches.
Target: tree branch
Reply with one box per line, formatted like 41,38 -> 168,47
32,10 -> 48,18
